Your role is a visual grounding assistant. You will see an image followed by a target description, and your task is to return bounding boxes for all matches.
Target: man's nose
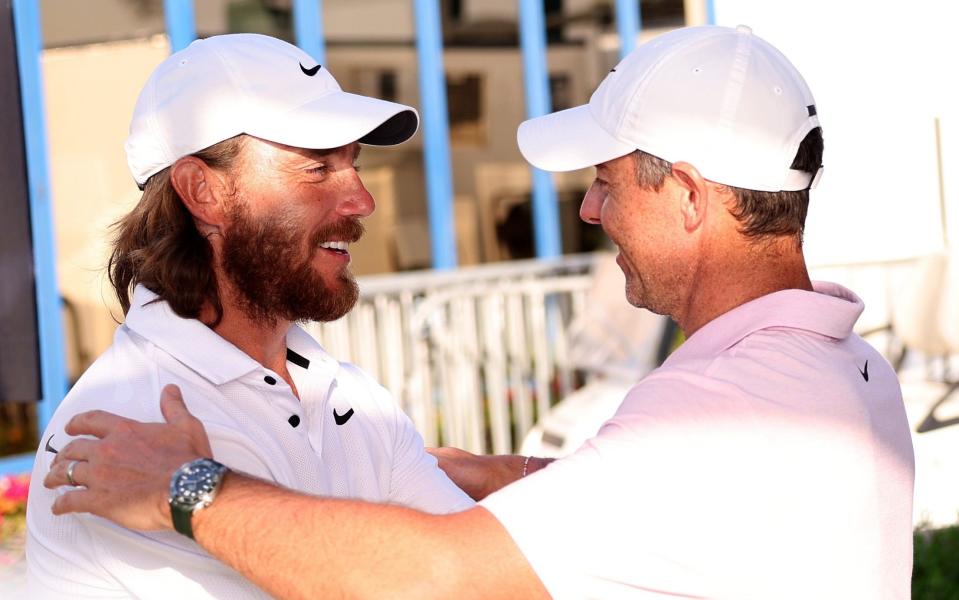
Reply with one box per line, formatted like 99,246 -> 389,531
580,182 -> 603,225
337,170 -> 375,218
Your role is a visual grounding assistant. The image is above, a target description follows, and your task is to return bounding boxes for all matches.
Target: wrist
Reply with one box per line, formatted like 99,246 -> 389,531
169,457 -> 228,539
521,456 -> 553,478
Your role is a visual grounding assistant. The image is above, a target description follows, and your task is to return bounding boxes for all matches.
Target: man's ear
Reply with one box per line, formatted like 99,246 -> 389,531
170,157 -> 227,232
670,161 -> 710,232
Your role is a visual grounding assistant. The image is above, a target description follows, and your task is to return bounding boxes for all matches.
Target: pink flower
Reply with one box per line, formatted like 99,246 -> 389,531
0,474 -> 30,514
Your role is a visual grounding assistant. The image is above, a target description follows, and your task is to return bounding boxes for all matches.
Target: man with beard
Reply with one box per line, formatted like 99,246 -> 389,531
26,34 -> 473,599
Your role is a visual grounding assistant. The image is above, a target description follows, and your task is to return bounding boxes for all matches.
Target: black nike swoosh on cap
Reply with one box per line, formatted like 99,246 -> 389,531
300,62 -> 322,76
45,434 -> 58,454
333,408 -> 354,425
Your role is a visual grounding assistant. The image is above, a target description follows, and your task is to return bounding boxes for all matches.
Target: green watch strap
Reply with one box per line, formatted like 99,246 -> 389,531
169,458 -> 227,540
171,504 -> 195,540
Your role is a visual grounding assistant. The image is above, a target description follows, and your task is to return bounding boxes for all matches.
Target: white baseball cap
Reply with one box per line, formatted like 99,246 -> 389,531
126,33 -> 419,187
517,25 -> 822,192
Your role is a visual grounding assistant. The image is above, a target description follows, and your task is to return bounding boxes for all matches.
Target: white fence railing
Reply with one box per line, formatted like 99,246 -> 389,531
305,254 -> 600,453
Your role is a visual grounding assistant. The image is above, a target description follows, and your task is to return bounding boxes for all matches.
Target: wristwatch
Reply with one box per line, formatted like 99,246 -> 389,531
169,457 -> 228,540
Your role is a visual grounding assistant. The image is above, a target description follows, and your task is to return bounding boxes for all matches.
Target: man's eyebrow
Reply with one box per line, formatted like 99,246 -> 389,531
300,146 -> 360,161
302,148 -> 337,160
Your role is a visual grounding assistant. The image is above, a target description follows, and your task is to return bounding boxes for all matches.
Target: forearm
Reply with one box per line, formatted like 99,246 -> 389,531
479,455 -> 554,498
44,393 -> 546,597
430,447 -> 556,501
192,473 -> 547,599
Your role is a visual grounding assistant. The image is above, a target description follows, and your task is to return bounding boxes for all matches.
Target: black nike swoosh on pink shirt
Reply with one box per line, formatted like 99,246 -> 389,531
857,360 -> 869,382
333,408 -> 354,425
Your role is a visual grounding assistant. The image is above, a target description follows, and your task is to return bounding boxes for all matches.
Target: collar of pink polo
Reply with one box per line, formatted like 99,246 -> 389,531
664,281 -> 864,365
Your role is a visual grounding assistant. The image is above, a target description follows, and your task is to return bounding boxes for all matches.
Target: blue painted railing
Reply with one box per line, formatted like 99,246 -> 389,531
293,0 -> 327,66
518,0 -> 562,259
163,0 -> 196,53
414,0 -> 458,269
2,0 -> 68,475
615,0 -> 642,58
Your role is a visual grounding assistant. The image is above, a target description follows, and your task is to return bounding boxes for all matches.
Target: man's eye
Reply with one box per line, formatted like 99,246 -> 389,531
307,165 -> 328,175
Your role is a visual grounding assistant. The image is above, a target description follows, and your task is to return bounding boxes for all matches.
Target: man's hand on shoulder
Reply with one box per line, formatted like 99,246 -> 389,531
43,384 -> 212,531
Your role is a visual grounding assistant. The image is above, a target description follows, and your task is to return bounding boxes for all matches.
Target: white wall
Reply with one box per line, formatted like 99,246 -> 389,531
713,0 -> 959,266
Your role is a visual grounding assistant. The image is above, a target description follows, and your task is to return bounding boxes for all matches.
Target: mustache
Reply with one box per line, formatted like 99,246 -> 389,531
310,218 -> 365,247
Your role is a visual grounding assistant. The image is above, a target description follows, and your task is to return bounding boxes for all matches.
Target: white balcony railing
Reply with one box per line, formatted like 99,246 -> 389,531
305,254 -> 601,454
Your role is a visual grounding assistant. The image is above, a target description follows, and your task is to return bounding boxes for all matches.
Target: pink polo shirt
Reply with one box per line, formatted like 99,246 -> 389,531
482,282 -> 915,599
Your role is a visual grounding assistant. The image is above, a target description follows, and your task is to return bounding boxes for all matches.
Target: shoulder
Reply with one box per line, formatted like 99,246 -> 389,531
54,325 -> 163,425
333,360 -> 399,415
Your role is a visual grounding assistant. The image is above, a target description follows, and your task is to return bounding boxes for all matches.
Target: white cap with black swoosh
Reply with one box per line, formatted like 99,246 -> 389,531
517,25 -> 823,193
125,33 -> 418,187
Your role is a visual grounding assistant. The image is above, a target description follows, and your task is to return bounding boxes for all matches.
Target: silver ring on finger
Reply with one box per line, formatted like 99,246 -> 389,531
66,460 -> 80,487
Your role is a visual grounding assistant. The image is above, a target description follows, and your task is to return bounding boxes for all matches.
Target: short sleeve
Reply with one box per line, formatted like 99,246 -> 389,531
386,402 -> 475,514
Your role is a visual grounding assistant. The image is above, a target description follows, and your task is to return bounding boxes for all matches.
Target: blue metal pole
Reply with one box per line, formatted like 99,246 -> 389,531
518,0 -> 561,258
413,0 -> 457,269
163,0 -> 197,53
11,0 -> 67,434
706,0 -> 716,25
615,0 -> 641,59
293,0 -> 326,65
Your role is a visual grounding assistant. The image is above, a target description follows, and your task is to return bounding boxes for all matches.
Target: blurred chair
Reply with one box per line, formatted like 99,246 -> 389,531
889,252 -> 950,366
915,250 -> 959,433
887,251 -> 959,433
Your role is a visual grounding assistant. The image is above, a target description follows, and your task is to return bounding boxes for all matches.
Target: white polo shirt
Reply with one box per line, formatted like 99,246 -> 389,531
28,285 -> 473,599
482,282 -> 915,599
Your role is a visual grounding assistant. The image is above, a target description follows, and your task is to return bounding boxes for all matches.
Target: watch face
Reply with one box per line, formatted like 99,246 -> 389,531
171,460 -> 224,509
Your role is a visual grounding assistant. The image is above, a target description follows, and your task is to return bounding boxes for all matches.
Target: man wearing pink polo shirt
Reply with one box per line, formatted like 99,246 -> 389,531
46,25 -> 914,598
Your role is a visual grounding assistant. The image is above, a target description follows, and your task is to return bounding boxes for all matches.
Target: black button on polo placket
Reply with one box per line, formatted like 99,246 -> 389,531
260,373 -> 303,430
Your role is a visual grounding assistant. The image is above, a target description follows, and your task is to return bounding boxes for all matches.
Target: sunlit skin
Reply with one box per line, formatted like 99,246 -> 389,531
229,139 -> 371,282
582,154 -> 697,319
581,153 -> 813,336
169,138 -> 373,394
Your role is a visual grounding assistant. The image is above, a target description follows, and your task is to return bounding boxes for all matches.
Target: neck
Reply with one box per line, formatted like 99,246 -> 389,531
679,236 -> 812,336
200,279 -> 297,396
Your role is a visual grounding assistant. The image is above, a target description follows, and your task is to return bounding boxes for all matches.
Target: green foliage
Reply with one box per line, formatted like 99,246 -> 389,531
914,524 -> 959,599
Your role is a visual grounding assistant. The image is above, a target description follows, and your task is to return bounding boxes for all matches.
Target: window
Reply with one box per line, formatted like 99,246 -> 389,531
350,68 -> 400,103
550,73 -> 573,112
446,73 -> 485,145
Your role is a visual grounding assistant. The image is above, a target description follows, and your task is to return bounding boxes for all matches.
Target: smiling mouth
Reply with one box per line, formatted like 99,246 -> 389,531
319,241 -> 350,255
